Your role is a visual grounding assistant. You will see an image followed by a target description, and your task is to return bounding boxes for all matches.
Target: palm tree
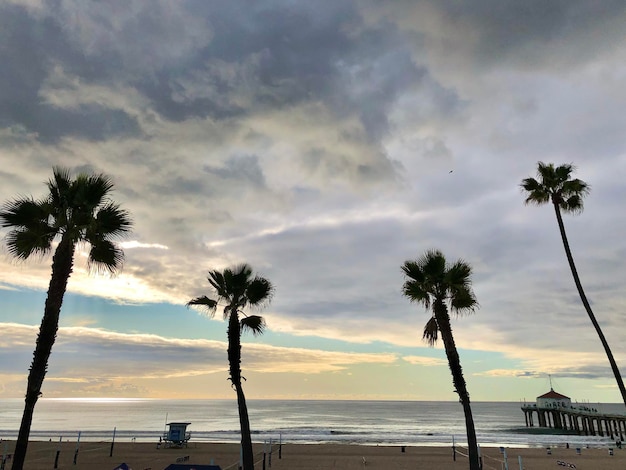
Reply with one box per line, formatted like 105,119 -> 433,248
0,167 -> 132,470
402,249 -> 480,470
521,161 -> 626,406
187,264 -> 274,470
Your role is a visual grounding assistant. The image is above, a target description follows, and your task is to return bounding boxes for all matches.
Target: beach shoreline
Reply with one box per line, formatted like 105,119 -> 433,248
2,440 -> 626,470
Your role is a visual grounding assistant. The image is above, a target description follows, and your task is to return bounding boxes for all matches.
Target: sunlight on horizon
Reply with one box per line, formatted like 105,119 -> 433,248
42,397 -> 156,403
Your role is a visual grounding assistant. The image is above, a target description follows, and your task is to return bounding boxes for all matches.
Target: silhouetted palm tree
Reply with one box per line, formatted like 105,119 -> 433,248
521,161 -> 626,406
188,264 -> 274,470
402,249 -> 480,470
0,167 -> 132,470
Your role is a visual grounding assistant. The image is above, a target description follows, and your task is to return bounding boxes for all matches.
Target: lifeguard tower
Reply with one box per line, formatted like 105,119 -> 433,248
162,422 -> 191,448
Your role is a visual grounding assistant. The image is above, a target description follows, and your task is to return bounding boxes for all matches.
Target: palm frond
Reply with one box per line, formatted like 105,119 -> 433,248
208,270 -> 229,298
446,260 -> 478,313
241,314 -> 266,336
449,288 -> 478,314
401,260 -> 425,283
561,195 -> 583,214
48,167 -> 72,209
422,316 -> 439,346
553,163 -> 574,183
246,276 -> 274,306
82,173 -> 115,207
0,198 -> 50,229
1,197 -> 56,259
87,239 -> 125,273
446,263 -> 472,292
228,264 -> 253,300
520,177 -> 542,193
558,178 -> 589,214
5,228 -> 54,259
402,280 -> 431,308
67,172 -> 112,214
536,161 -> 558,181
446,259 -> 472,282
186,296 -> 218,317
93,203 -> 133,238
402,252 -> 446,308
420,249 -> 446,280
521,177 -> 550,206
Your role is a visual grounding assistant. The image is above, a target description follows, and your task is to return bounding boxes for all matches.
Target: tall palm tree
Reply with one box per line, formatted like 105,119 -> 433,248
187,264 -> 274,470
402,249 -> 480,470
0,167 -> 132,470
521,161 -> 626,406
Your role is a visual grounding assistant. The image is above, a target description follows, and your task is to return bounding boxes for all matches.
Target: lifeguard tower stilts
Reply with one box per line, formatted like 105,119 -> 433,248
162,422 -> 191,448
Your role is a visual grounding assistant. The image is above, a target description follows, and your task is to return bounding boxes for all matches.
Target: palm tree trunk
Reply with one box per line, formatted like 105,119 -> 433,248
553,203 -> 626,407
235,382 -> 255,470
435,301 -> 480,470
227,309 -> 255,470
12,236 -> 75,470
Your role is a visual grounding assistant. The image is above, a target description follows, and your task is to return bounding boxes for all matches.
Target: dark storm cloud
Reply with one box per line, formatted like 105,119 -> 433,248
25,104 -> 140,143
137,0 -> 452,142
0,3 -> 141,142
374,0 -> 626,71
136,70 -> 246,122
193,0 -> 356,100
1,0 -> 463,191
441,0 -> 626,66
0,0 -> 462,160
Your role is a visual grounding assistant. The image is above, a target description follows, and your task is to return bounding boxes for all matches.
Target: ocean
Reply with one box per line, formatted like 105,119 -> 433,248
0,399 -> 623,449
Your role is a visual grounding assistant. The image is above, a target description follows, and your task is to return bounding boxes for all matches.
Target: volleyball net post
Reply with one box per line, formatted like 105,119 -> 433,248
110,427 -> 116,457
53,437 -> 62,469
262,440 -> 267,470
73,431 -> 81,465
269,437 -> 273,467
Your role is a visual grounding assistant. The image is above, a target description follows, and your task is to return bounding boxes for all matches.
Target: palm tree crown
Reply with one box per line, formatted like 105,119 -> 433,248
1,167 -> 132,271
187,263 -> 273,335
402,249 -> 478,344
521,162 -> 589,213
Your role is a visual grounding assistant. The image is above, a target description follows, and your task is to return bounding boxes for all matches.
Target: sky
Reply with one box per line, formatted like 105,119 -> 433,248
0,0 -> 625,403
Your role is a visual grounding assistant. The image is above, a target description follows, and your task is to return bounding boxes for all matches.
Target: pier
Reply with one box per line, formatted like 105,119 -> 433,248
521,403 -> 626,439
521,387 -> 626,440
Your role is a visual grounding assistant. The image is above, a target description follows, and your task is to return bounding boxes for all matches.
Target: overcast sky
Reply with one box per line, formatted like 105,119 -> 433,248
1,0 -> 625,403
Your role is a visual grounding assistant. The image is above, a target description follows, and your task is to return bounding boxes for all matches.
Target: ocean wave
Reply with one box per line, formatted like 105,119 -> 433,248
0,399 -> 620,449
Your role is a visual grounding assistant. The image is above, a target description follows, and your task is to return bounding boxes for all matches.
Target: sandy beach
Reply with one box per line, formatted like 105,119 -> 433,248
2,441 -> 626,470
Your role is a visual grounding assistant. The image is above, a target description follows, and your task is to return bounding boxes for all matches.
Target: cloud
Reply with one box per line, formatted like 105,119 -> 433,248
0,0 -> 625,401
0,323 -> 398,382
363,0 -> 626,71
402,356 -> 447,367
120,241 -> 169,250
